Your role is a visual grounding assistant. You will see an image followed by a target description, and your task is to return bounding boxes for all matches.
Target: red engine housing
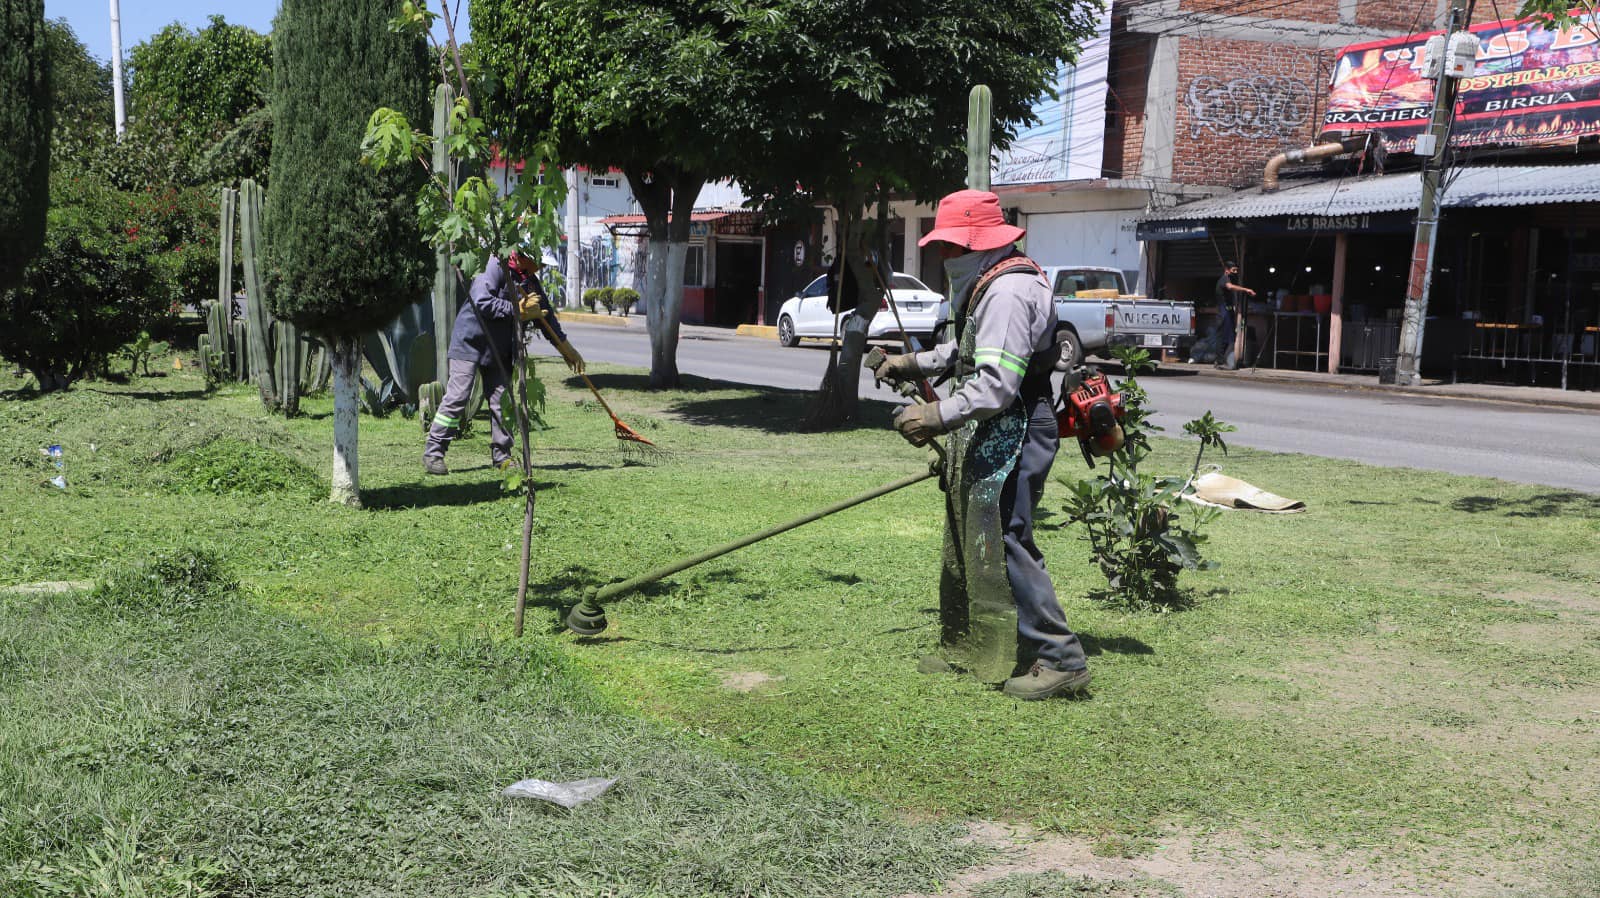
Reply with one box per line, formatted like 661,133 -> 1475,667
1056,371 -> 1126,464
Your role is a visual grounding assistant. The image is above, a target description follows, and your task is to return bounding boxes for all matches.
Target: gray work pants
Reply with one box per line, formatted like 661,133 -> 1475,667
424,358 -> 512,464
1002,395 -> 1088,672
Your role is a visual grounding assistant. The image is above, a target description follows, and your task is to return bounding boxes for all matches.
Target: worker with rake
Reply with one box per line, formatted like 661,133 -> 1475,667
423,248 -> 584,475
868,189 -> 1090,700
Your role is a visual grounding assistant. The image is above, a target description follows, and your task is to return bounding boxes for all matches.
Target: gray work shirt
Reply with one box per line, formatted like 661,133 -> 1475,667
913,261 -> 1057,429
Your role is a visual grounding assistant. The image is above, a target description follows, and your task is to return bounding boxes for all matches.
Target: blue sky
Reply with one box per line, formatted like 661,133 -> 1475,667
44,0 -> 470,63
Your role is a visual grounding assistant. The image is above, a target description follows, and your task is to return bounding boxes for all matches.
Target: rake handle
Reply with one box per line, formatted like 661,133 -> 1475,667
527,313 -> 626,424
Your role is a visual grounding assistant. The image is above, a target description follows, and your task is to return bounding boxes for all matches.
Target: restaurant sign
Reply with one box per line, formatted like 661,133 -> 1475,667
1323,10 -> 1600,152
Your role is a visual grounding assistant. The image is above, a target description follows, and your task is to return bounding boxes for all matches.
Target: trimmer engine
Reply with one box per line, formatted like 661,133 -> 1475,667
1056,367 -> 1126,467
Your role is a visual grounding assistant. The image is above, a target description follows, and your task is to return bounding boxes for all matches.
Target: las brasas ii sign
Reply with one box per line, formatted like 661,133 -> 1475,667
1323,11 -> 1600,152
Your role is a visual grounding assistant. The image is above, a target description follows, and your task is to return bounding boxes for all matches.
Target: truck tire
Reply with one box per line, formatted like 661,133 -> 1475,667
1055,328 -> 1084,370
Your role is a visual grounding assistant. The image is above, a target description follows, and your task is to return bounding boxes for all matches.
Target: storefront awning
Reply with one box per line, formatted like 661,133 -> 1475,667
1139,162 -> 1600,233
600,208 -> 763,238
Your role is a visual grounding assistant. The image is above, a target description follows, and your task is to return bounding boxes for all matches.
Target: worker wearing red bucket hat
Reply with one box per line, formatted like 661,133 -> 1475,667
867,189 -> 1090,700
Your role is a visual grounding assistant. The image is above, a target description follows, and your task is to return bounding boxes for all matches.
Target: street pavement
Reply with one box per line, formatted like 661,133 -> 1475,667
538,321 -> 1600,494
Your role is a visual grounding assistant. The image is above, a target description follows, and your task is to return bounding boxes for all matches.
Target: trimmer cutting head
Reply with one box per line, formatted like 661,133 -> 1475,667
566,592 -> 608,635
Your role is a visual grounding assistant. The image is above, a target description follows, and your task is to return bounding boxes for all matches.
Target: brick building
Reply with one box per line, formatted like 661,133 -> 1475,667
891,0 -> 1426,290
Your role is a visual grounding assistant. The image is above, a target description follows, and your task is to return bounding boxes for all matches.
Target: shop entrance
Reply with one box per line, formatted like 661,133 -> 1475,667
712,241 -> 763,327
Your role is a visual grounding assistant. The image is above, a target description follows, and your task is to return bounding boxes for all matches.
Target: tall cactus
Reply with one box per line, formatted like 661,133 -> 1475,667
239,178 -> 278,408
419,83 -> 459,428
230,319 -> 249,381
217,187 -> 236,312
431,83 -> 457,384
275,320 -> 301,415
205,300 -> 230,370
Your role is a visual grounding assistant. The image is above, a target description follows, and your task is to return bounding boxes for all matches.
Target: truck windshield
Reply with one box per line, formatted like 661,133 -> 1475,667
1053,270 -> 1123,296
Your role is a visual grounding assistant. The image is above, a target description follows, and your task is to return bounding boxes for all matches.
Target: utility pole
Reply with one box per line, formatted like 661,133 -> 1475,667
109,0 -> 127,137
1394,0 -> 1473,386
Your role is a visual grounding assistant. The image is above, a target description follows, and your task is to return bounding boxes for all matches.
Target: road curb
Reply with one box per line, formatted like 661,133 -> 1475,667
561,311 -> 634,328
736,324 -> 778,339
1164,363 -> 1600,412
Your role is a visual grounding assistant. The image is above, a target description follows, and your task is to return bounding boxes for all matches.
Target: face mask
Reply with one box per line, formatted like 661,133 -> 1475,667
945,247 -> 1014,319
945,252 -> 989,319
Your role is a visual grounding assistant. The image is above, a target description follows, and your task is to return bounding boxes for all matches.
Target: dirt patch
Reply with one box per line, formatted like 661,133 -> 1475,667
897,822 -> 1511,898
1496,587 -> 1600,619
1483,620 -> 1594,652
718,670 -> 783,692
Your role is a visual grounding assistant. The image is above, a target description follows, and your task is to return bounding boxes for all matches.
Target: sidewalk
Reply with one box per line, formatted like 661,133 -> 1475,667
1162,361 -> 1600,411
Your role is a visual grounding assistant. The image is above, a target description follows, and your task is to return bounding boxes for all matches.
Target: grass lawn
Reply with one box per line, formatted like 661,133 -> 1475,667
2,360 -> 1597,897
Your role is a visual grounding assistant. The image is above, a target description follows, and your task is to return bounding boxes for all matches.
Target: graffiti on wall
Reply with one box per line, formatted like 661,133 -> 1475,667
1186,75 -> 1313,140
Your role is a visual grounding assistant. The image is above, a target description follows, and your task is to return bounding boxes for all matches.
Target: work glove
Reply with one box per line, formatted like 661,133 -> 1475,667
555,339 -> 585,375
518,291 -> 547,322
865,350 -> 921,386
892,402 -> 947,447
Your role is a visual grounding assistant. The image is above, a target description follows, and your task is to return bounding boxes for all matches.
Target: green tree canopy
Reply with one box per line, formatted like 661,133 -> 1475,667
475,0 -> 758,388
124,16 -> 272,186
0,0 -> 51,293
42,18 -> 112,141
129,16 -> 271,150
265,0 -> 431,338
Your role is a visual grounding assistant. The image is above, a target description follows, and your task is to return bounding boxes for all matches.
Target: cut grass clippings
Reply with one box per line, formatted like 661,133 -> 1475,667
1,551 -> 980,897
2,362 -> 1598,896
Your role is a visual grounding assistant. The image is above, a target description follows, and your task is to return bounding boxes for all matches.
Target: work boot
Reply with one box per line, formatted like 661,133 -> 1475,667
494,457 -> 521,473
423,455 -> 448,476
1002,661 -> 1091,701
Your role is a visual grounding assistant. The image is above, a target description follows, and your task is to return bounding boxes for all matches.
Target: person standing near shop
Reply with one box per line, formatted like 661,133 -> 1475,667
423,249 -> 584,475
1215,260 -> 1256,369
867,189 -> 1090,701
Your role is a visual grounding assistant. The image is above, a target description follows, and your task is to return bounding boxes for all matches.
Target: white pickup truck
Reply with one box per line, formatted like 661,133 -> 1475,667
1043,266 -> 1195,367
932,266 -> 1195,367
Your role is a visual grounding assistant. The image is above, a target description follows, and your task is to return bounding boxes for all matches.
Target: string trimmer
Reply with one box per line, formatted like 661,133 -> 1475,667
566,390 -> 947,635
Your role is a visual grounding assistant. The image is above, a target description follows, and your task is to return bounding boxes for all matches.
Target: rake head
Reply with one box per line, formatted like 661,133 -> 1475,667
612,418 -> 668,463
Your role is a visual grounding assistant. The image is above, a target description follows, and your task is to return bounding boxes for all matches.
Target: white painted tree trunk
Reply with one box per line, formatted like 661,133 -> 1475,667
653,241 -> 688,387
643,238 -> 672,387
329,335 -> 361,507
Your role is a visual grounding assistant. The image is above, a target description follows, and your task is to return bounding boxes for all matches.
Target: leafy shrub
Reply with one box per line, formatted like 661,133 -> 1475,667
581,286 -> 606,312
165,438 -> 321,496
612,286 -> 640,316
89,547 -> 237,613
0,178 -> 162,390
596,286 -> 617,313
1059,348 -> 1234,611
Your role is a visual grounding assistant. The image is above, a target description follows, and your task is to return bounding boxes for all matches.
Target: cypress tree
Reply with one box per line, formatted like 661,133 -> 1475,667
0,0 -> 51,293
266,0 -> 431,506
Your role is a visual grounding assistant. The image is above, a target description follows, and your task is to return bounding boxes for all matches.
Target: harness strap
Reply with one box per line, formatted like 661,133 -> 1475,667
956,255 -> 1057,401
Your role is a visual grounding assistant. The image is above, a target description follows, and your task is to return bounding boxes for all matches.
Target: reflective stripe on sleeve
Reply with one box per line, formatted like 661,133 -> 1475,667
973,348 -> 1028,377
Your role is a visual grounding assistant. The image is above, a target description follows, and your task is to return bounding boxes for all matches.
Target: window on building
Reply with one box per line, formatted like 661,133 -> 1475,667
684,245 -> 706,286
590,175 -> 620,188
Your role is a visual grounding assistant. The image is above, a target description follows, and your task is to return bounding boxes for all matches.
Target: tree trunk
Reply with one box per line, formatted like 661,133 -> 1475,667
626,167 -> 703,390
329,335 -> 362,507
654,175 -> 702,389
806,207 -> 886,429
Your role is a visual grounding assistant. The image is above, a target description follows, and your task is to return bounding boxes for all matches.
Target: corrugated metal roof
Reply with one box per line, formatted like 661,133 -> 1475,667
1142,163 -> 1600,222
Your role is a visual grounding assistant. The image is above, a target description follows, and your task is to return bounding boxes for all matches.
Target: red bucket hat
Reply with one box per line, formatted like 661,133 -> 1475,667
917,189 -> 1025,252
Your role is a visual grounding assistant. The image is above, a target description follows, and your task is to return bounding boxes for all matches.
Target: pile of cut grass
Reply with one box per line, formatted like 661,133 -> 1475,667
1,551 -> 980,897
